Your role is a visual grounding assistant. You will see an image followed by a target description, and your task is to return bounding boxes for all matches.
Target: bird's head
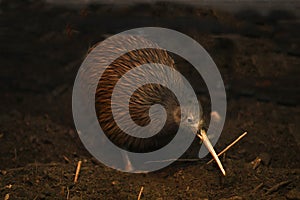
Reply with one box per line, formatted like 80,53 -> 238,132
173,105 -> 226,176
173,104 -> 203,133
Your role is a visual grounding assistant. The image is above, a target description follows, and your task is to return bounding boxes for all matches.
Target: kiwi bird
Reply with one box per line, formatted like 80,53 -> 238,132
83,35 -> 225,175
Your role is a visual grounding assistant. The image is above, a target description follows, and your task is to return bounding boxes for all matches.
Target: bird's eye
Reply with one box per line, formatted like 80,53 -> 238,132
187,118 -> 192,123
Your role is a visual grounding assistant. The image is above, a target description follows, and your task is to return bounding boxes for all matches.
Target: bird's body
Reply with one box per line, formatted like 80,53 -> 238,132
94,35 -> 192,153
81,35 -> 225,174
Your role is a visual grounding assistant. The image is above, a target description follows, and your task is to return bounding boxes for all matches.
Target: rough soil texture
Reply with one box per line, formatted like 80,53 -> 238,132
0,0 -> 299,199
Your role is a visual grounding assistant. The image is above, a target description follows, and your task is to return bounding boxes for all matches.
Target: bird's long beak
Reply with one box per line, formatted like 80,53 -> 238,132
197,129 -> 226,176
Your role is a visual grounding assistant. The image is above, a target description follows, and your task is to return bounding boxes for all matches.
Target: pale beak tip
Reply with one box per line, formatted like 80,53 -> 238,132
199,129 -> 226,176
221,168 -> 226,176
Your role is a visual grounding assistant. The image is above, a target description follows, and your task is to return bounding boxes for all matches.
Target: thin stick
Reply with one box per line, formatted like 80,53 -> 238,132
66,186 -> 70,200
4,194 -> 9,200
137,186 -> 144,200
207,132 -> 248,165
74,160 -> 82,183
265,180 -> 291,195
251,182 -> 264,194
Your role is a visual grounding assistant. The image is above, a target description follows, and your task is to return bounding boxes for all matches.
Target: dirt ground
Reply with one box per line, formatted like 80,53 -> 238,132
0,0 -> 299,199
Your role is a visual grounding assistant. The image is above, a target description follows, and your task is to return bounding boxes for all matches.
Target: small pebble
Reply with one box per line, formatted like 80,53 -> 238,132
0,170 -> 7,175
112,181 -> 119,186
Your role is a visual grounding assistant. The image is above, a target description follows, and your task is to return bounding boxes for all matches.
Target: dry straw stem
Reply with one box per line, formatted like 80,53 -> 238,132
137,186 -> 144,200
4,194 -> 9,200
251,182 -> 264,194
207,132 -> 248,165
74,160 -> 82,183
265,180 -> 291,195
66,186 -> 70,200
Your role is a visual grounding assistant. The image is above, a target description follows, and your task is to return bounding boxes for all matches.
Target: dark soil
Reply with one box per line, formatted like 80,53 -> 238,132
0,0 -> 299,199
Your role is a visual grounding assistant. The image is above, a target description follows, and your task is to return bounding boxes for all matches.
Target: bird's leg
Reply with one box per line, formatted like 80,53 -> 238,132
121,151 -> 134,172
197,129 -> 226,176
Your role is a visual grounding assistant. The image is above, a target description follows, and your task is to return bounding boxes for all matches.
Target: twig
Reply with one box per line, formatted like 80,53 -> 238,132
0,184 -> 12,192
251,182 -> 264,194
74,160 -> 82,183
265,180 -> 291,195
4,193 -> 9,200
66,186 -> 70,200
207,132 -> 248,165
63,155 -> 70,163
251,157 -> 262,170
137,186 -> 144,200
